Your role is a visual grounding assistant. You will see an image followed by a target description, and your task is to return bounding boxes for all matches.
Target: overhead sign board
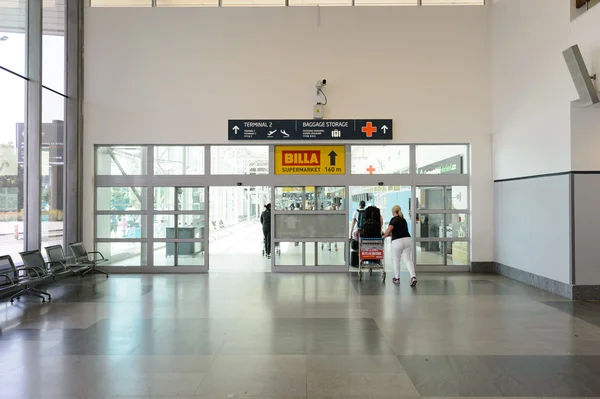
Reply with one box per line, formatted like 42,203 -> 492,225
275,146 -> 345,175
228,119 -> 392,141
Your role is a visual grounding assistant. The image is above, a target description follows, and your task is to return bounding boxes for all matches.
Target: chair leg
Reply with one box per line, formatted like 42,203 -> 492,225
10,289 -> 25,303
82,266 -> 109,278
96,268 -> 109,277
29,287 -> 51,299
11,288 -> 48,303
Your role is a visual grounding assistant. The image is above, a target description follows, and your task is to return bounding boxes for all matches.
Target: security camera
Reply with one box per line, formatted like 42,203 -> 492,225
322,79 -> 327,85
378,182 -> 384,186
237,182 -> 242,186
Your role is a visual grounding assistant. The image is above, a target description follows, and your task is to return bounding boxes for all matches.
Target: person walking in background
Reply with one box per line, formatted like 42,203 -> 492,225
260,203 -> 272,258
382,205 -> 417,287
350,200 -> 366,240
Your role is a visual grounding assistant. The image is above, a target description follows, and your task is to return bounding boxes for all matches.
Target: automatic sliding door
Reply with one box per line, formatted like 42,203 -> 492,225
273,186 -> 347,270
208,186 -> 271,272
348,186 -> 412,270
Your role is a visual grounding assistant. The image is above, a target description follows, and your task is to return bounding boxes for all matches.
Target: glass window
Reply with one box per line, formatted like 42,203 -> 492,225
416,214 -> 443,239
305,242 -> 346,266
351,145 -> 409,174
416,145 -> 467,175
96,242 -> 147,266
153,146 -> 204,175
449,242 -> 468,266
0,70 -> 25,260
153,214 -> 175,239
416,242 -> 445,265
416,187 -> 444,210
210,146 -> 268,175
97,187 -> 147,211
275,187 -> 303,211
41,88 -> 65,250
446,186 -> 468,210
446,213 -> 468,238
154,187 -> 176,210
177,187 -> 204,211
153,243 -> 174,266
304,186 -> 315,210
42,0 -> 65,94
154,239 -> 204,266
316,187 -> 345,211
274,242 -> 302,266
96,146 -> 148,176
90,0 -> 152,6
157,0 -> 218,5
154,187 -> 205,211
96,215 -> 147,239
0,1 -> 26,76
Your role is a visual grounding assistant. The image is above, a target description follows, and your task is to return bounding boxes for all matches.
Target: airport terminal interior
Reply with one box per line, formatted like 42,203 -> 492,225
2,0 -> 600,398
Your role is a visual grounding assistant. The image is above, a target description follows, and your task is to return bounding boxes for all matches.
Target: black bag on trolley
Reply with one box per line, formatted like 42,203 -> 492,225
361,206 -> 382,238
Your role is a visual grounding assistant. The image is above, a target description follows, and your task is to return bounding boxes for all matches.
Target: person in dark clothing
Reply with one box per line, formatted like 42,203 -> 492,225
260,203 -> 272,258
382,205 -> 417,287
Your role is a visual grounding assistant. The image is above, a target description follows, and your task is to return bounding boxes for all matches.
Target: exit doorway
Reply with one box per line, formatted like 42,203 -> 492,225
208,186 -> 271,272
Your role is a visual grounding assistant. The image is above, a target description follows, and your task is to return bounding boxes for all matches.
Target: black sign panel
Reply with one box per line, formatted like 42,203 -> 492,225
228,119 -> 393,141
16,121 -> 64,164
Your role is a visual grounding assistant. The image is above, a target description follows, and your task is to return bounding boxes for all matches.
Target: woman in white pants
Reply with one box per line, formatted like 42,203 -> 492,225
382,205 -> 417,287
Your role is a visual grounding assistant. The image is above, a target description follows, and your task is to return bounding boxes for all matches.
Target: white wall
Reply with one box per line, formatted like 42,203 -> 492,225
492,0 -> 572,180
494,175 -> 571,284
83,6 -> 493,261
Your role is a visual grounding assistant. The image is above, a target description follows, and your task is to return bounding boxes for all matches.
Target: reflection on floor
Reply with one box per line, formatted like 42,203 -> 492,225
1,273 -> 600,398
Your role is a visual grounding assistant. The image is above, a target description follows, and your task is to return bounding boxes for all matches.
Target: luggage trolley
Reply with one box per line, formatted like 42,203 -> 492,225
358,237 -> 386,282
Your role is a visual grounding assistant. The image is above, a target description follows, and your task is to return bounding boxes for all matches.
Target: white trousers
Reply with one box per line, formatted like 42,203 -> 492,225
391,237 -> 416,279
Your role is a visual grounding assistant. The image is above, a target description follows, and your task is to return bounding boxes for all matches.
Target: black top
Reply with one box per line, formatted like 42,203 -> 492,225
389,216 -> 410,241
260,210 -> 271,226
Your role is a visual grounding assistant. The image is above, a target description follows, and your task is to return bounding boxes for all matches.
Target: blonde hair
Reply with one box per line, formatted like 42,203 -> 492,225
392,205 -> 403,218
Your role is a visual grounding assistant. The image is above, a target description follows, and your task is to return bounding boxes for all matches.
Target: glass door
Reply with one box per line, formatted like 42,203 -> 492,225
272,186 -> 347,271
208,186 -> 271,272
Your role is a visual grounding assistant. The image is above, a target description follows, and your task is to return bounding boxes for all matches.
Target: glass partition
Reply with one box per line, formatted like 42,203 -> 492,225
211,146 -> 269,175
351,145 -> 410,175
153,146 -> 204,175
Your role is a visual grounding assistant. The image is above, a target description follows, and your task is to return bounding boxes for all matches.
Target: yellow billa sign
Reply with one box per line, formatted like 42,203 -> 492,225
275,146 -> 345,175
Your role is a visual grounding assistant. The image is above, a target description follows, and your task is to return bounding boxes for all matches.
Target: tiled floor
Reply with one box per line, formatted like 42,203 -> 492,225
0,272 -> 599,399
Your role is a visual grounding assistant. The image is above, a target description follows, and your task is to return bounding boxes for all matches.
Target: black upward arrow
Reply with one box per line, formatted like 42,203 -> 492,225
328,151 -> 338,166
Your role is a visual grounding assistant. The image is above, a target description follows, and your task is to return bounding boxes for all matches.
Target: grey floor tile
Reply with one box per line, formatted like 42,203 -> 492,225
399,355 -> 600,397
1,274 -> 600,399
307,372 -> 420,398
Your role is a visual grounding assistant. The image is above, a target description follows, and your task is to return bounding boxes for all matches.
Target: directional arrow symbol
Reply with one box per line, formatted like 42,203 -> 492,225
381,125 -> 389,134
328,151 -> 338,166
233,126 -> 240,134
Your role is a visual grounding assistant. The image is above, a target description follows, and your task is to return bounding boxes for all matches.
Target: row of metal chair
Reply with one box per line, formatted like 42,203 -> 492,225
0,242 -> 109,304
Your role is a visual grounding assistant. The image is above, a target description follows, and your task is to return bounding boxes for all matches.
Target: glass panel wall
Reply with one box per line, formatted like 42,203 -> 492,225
0,0 -> 80,263
154,146 -> 204,175
94,145 -> 470,270
416,145 -> 468,175
41,88 -> 65,250
0,70 -> 25,260
96,146 -> 147,175
351,145 -> 409,175
210,146 -> 268,175
0,0 -> 27,76
415,184 -> 468,266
